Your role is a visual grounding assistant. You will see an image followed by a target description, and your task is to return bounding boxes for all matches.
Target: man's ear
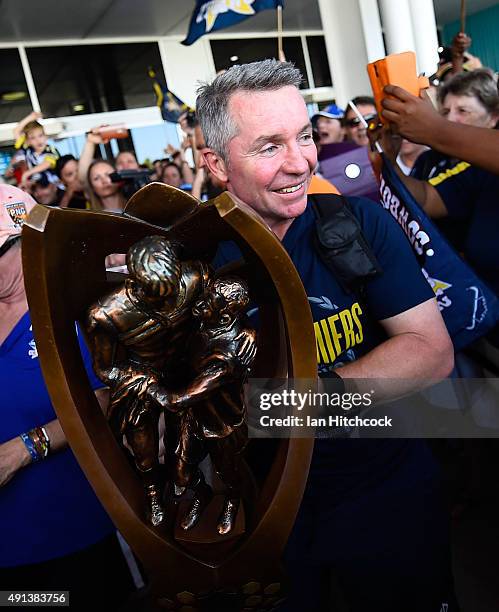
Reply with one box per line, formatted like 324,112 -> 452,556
202,149 -> 229,183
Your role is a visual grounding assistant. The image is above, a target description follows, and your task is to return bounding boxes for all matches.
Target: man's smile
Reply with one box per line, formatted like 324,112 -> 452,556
273,180 -> 306,194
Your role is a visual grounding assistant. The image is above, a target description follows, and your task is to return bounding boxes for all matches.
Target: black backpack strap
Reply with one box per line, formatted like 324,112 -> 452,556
310,193 -> 383,295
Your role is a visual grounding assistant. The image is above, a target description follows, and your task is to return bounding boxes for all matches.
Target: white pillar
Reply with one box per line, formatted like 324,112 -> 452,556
408,0 -> 440,76
358,0 -> 385,62
158,38 -> 216,109
18,45 -> 41,113
378,0 -> 416,55
317,0 -> 372,108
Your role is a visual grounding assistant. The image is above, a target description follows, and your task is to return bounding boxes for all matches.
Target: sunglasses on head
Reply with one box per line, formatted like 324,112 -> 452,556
345,113 -> 377,128
0,236 -> 21,258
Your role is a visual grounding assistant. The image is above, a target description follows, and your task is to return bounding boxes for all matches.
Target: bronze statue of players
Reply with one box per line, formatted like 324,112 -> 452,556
147,277 -> 256,535
85,236 -> 210,526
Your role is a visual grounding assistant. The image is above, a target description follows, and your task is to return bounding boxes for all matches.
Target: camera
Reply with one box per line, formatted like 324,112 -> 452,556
110,169 -> 152,200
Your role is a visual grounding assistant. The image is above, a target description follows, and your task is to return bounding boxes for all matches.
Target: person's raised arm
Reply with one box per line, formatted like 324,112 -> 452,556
78,129 -> 104,186
382,85 -> 499,176
374,121 -> 449,219
13,111 -> 42,142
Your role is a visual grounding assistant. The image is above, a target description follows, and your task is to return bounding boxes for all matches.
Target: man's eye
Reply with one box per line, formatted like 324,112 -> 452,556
299,133 -> 313,143
261,145 -> 278,155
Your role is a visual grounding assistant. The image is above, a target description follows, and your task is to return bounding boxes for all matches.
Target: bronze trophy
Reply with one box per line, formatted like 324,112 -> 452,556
22,183 -> 317,611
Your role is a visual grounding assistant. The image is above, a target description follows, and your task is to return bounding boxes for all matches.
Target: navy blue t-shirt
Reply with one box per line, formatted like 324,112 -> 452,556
430,163 -> 499,296
214,196 -> 435,500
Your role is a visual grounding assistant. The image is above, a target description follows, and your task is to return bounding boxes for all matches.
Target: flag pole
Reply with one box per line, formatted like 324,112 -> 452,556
277,4 -> 285,62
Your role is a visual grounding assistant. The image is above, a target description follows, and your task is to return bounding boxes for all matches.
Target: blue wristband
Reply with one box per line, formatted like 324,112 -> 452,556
20,432 -> 40,463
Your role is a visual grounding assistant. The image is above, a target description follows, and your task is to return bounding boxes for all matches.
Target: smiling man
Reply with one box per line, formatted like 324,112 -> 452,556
196,60 -> 457,612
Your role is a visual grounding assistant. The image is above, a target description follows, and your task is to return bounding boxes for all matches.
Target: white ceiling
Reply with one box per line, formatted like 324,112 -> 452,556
0,0 -> 495,43
0,0 -> 321,42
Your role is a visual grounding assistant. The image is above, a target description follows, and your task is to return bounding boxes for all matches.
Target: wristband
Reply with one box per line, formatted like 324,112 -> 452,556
20,432 -> 41,463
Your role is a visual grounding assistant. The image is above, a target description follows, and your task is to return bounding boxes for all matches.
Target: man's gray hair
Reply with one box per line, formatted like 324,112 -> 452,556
196,59 -> 303,162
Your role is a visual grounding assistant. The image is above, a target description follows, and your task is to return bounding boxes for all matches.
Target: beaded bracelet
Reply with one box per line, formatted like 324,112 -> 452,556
20,432 -> 41,463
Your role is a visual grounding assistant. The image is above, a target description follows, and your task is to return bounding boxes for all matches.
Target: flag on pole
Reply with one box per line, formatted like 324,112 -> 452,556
182,0 -> 284,46
379,155 -> 499,351
148,68 -> 193,123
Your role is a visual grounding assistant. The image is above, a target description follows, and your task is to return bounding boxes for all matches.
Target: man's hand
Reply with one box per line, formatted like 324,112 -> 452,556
147,382 -> 174,412
0,437 -> 31,487
451,32 -> 471,58
381,126 -> 403,163
381,86 -> 444,146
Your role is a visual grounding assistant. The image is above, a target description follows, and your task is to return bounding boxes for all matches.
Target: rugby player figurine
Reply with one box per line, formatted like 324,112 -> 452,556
147,277 -> 257,535
86,235 -> 210,527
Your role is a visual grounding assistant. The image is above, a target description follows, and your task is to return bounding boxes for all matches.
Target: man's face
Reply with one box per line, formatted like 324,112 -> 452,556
316,116 -> 343,144
116,152 -> 139,171
440,93 -> 498,128
344,103 -> 377,147
204,86 -> 317,237
26,128 -> 47,154
32,182 -> 57,205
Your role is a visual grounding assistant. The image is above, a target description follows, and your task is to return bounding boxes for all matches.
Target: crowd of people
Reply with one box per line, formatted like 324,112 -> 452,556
1,26 -> 498,612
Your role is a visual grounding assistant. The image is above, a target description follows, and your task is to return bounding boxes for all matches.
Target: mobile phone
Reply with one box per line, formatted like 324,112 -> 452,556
97,124 -> 128,143
367,52 -> 429,123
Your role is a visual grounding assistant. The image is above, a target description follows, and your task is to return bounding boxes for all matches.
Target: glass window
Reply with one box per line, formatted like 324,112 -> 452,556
0,49 -> 32,124
210,37 -> 310,88
26,43 -> 166,118
306,36 -> 332,88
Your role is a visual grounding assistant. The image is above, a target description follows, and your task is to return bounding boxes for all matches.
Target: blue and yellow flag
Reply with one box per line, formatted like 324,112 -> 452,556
182,0 -> 283,46
148,68 -> 193,123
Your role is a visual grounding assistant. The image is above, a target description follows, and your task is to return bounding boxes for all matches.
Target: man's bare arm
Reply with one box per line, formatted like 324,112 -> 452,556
334,298 -> 454,399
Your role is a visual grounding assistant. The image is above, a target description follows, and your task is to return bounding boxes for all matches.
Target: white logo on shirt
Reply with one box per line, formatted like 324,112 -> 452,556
28,325 -> 38,359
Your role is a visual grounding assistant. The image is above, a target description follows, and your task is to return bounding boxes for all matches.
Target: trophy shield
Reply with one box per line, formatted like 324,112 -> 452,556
22,182 -> 317,611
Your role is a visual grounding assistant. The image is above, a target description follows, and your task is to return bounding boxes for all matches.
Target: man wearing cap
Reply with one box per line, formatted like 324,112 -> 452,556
312,103 -> 344,145
0,184 -> 136,606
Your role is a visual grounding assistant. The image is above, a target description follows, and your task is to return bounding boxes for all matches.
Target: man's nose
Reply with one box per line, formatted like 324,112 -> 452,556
283,143 -> 309,175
